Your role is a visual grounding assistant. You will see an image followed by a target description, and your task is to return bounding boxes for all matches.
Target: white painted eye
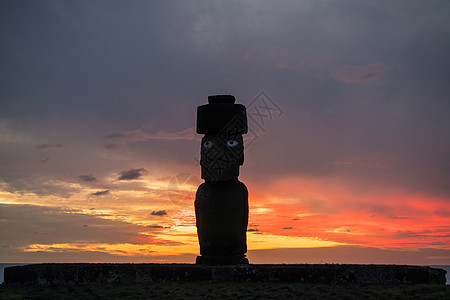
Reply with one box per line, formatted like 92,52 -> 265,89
203,140 -> 214,149
226,140 -> 239,147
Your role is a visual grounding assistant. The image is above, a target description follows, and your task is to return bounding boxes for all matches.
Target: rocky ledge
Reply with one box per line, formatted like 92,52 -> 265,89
4,264 -> 446,286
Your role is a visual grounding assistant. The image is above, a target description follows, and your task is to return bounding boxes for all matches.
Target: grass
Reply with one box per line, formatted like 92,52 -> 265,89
1,282 -> 449,300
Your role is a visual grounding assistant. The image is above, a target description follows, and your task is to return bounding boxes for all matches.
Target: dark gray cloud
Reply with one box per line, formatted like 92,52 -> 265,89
79,175 -> 96,182
90,190 -> 109,196
151,210 -> 167,216
103,143 -> 116,150
118,168 -> 147,181
40,157 -> 50,164
105,132 -> 124,139
35,143 -> 66,150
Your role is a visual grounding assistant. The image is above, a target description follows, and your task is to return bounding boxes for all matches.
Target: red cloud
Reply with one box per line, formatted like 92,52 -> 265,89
330,63 -> 399,83
247,174 -> 450,249
242,47 -> 256,60
274,51 -> 335,70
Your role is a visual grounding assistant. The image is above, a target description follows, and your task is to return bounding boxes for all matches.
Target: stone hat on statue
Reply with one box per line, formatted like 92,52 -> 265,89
196,95 -> 248,135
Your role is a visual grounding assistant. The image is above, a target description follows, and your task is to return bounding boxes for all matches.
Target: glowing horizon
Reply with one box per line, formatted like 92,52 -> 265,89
1,171 -> 449,264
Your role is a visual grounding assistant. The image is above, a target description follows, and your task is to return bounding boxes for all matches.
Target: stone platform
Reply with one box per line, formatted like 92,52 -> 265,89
3,264 -> 446,286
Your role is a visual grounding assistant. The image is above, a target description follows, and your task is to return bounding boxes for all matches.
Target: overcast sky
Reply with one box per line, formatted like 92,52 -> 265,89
1,0 -> 449,264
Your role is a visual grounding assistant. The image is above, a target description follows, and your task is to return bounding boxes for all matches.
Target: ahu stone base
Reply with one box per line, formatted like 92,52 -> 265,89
196,255 -> 249,266
4,263 -> 446,286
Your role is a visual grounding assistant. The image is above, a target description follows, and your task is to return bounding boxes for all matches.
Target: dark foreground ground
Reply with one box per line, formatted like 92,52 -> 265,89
1,282 -> 450,300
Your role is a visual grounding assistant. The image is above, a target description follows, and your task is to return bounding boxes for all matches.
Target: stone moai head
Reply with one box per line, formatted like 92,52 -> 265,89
196,95 -> 248,183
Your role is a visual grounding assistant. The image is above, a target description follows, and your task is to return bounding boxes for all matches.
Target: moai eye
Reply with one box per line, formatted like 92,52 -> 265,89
226,140 -> 239,147
203,140 -> 214,149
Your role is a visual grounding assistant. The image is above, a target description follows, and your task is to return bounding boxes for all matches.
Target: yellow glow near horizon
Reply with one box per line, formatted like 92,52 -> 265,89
247,232 -> 344,250
22,233 -> 343,259
23,241 -> 199,257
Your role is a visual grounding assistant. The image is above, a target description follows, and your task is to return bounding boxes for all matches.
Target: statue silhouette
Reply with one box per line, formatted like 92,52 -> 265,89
195,95 -> 249,265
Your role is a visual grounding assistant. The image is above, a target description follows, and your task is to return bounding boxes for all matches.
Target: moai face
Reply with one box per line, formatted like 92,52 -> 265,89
200,133 -> 244,182
197,95 -> 247,183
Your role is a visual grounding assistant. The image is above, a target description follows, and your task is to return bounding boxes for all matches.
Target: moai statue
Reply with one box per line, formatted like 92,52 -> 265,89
195,95 -> 249,265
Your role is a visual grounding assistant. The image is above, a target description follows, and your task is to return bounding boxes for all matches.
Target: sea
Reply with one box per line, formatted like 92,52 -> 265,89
1,264 -> 449,285
429,265 -> 450,285
1,263 -> 29,284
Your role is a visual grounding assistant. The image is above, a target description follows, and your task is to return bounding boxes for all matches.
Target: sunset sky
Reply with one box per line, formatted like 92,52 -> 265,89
1,0 -> 450,265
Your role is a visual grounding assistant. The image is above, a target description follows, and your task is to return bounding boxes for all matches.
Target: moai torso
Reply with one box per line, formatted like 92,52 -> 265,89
195,95 -> 249,265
